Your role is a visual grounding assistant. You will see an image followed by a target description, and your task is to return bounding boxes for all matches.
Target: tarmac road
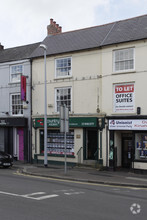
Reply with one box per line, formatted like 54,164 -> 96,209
0,167 -> 147,220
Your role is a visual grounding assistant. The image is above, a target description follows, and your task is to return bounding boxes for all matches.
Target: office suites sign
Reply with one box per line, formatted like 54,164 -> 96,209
113,83 -> 135,113
109,119 -> 147,130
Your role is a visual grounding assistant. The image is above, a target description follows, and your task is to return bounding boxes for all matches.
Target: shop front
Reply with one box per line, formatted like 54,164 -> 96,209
32,117 -> 105,165
0,117 -> 28,161
108,116 -> 147,171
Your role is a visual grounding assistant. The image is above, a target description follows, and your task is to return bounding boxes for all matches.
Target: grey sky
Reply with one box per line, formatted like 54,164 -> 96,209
1,0 -> 147,48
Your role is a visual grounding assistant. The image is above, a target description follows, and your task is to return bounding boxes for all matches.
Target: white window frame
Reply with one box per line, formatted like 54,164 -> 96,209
55,87 -> 72,112
55,57 -> 72,78
113,48 -> 135,73
10,93 -> 23,116
10,64 -> 23,83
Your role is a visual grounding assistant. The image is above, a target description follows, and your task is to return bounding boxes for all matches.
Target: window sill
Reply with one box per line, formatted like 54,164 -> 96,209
54,76 -> 73,81
11,115 -> 24,117
8,82 -> 20,85
112,70 -> 136,75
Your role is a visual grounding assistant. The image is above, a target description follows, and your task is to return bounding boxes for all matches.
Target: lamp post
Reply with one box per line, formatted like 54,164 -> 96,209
39,44 -> 48,167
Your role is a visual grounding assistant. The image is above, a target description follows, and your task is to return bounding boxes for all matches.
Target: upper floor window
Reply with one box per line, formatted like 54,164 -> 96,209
10,65 -> 23,83
10,93 -> 23,116
55,57 -> 72,78
55,87 -> 72,112
113,48 -> 135,72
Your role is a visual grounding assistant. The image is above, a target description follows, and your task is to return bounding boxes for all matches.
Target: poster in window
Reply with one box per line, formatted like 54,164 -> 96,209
113,83 -> 135,113
143,135 -> 147,150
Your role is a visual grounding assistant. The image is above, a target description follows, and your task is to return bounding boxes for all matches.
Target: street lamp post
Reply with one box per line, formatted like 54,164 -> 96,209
39,44 -> 48,167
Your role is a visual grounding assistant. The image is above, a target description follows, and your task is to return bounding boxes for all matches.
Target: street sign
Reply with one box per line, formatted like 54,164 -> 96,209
60,105 -> 69,174
60,105 -> 69,133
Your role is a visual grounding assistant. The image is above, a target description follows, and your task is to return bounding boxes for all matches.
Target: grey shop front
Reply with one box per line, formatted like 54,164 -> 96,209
107,116 -> 147,171
0,117 -> 28,161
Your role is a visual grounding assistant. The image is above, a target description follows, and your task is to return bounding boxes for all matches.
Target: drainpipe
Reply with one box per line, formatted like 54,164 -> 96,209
30,59 -> 33,163
106,124 -> 108,168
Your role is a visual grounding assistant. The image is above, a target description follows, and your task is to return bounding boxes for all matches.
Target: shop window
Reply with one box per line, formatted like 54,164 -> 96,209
113,48 -> 135,72
55,57 -> 72,78
10,65 -> 23,83
135,133 -> 147,160
55,87 -> 72,112
40,130 -> 74,156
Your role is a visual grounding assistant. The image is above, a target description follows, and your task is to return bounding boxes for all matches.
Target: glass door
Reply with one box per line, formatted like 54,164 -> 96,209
122,137 -> 132,168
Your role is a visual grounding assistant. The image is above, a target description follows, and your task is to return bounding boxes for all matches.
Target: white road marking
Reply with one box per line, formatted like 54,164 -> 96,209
22,192 -> 46,197
0,191 -> 20,197
0,190 -> 58,200
0,189 -> 84,200
33,194 -> 59,200
64,191 -> 85,195
54,189 -> 74,192
53,189 -> 85,196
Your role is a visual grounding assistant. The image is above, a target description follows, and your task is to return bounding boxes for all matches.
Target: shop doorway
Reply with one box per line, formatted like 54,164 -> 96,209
87,129 -> 98,160
122,136 -> 133,168
17,128 -> 24,161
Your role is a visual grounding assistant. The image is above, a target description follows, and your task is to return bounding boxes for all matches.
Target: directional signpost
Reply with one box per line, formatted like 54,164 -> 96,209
60,105 -> 69,174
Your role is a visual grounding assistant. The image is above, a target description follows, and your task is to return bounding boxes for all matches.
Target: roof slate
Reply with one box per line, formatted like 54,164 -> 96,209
31,14 -> 147,58
1,14 -> 147,63
0,42 -> 40,63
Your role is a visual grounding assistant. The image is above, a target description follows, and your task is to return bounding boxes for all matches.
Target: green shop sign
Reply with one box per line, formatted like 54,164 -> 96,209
33,117 -> 99,128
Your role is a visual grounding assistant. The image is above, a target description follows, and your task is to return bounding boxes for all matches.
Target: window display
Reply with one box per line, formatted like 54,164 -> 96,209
135,133 -> 147,160
40,130 -> 74,156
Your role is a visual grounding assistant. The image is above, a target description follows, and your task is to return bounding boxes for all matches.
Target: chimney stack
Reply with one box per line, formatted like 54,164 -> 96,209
47,18 -> 62,36
0,43 -> 4,50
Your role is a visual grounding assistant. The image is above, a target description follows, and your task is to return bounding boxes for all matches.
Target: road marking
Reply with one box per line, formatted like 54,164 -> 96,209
64,192 -> 85,195
0,190 -> 58,200
53,189 -> 85,196
0,191 -> 20,197
53,189 -> 74,192
22,193 -> 59,200
22,192 -> 46,197
0,189 -> 84,200
33,194 -> 59,200
14,172 -> 147,190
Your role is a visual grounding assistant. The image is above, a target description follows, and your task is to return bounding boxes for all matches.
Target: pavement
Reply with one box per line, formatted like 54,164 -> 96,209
13,161 -> 147,188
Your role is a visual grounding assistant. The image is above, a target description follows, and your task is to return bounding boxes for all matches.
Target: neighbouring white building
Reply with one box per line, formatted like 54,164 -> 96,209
0,43 -> 39,162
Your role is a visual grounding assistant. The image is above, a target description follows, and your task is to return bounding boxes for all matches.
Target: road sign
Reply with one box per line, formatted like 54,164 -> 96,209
60,105 -> 69,133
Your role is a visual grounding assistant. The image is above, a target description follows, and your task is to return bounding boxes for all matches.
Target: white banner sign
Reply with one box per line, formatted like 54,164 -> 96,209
109,119 -> 147,130
113,83 -> 135,113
